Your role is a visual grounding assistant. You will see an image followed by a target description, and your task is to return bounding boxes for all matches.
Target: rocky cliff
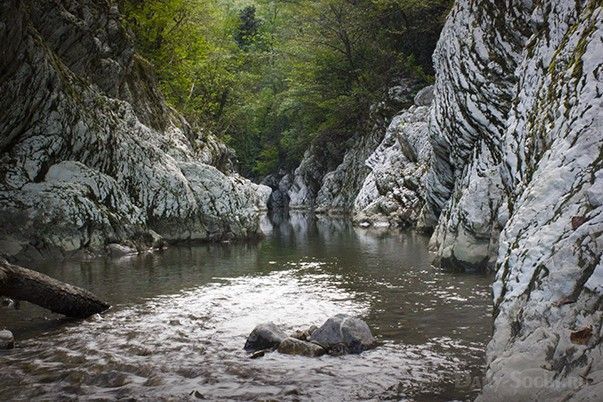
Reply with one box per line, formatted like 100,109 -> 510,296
285,81 -> 421,213
353,86 -> 433,229
0,0 -> 270,261
426,1 -> 601,399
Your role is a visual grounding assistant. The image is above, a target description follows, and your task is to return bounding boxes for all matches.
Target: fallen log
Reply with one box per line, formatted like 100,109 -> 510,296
0,258 -> 110,318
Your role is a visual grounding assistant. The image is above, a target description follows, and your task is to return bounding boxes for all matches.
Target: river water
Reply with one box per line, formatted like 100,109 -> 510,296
0,212 -> 492,401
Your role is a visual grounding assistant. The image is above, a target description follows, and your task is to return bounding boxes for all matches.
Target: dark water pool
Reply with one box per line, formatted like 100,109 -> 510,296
0,212 -> 493,401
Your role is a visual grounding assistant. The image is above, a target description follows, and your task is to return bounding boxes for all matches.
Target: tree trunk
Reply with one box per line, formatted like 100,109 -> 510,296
0,259 -> 110,318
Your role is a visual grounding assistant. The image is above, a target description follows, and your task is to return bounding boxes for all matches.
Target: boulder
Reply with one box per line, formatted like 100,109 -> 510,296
244,322 -> 287,352
0,297 -> 15,308
0,330 -> 14,349
277,337 -> 326,357
309,314 -> 376,354
249,349 -> 269,359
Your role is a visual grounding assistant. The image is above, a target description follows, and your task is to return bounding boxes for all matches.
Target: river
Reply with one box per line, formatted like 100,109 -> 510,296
0,212 -> 492,401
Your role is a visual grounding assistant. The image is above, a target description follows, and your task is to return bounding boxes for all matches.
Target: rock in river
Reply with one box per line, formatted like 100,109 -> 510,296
277,337 -> 326,357
244,322 -> 287,352
309,314 -> 376,354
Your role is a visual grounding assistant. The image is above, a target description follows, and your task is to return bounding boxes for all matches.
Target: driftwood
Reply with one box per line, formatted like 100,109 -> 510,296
0,259 -> 110,318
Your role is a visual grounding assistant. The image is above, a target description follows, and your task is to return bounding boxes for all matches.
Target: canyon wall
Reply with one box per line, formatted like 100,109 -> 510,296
284,81 -> 421,213
0,0 -> 270,261
431,1 -> 602,399
285,0 -> 602,398
353,86 -> 433,229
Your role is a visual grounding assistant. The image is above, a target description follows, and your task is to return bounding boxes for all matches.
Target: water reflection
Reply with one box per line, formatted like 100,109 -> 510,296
0,211 -> 492,400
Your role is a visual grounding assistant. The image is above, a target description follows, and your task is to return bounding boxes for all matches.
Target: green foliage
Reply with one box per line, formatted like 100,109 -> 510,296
120,0 -> 242,129
120,0 -> 451,178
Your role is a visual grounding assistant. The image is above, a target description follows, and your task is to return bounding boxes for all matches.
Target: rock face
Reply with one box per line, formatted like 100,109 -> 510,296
353,87 -> 433,228
288,146 -> 328,210
291,325 -> 318,342
314,132 -> 383,215
420,0 -> 525,270
422,0 -> 602,400
277,337 -> 326,357
308,314 -> 376,355
287,81 -> 421,212
0,0 -> 270,260
243,322 -> 287,352
261,170 -> 292,210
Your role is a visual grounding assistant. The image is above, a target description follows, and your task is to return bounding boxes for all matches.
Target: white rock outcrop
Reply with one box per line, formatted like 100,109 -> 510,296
353,87 -> 433,228
289,0 -> 602,398
0,0 -> 269,260
287,147 -> 327,209
423,0 -> 602,399
287,81 -> 421,213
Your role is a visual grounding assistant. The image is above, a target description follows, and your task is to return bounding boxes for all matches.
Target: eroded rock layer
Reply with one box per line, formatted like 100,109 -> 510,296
424,0 -> 602,399
0,0 -> 269,261
286,81 -> 421,213
286,0 -> 602,398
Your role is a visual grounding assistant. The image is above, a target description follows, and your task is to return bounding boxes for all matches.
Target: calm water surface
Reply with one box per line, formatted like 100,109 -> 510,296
0,212 -> 493,401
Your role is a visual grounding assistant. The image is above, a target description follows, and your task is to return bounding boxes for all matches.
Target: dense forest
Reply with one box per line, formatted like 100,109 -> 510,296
119,0 -> 451,177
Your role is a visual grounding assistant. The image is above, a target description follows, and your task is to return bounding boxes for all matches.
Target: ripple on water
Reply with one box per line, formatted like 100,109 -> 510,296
0,216 -> 492,401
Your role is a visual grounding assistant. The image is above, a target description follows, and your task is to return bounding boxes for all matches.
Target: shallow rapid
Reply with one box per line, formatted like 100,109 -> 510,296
0,212 -> 492,401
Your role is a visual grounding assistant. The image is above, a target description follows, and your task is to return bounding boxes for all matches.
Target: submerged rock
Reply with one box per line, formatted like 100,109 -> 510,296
0,297 -> 15,309
249,349 -> 269,359
107,243 -> 138,258
243,322 -> 287,352
0,330 -> 14,349
309,314 -> 376,354
277,337 -> 326,357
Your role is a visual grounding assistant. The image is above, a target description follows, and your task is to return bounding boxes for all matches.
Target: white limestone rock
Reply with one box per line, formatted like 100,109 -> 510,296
287,80 -> 420,212
352,88 -> 433,228
420,0 -> 526,270
0,330 -> 14,349
425,0 -> 603,399
0,0 -> 268,260
314,128 -> 384,215
287,147 -> 326,209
